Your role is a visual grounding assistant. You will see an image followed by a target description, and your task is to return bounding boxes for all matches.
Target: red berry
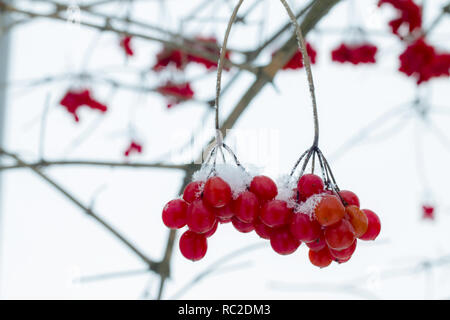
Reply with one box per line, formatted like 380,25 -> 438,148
233,191 -> 259,223
306,232 -> 326,252
345,205 -> 368,238
179,230 -> 207,261
324,219 -> 356,250
203,176 -> 232,208
231,216 -> 254,233
339,190 -> 360,207
186,200 -> 217,234
359,209 -> 381,240
249,175 -> 278,201
218,217 -> 232,224
329,240 -> 357,260
270,227 -> 301,255
162,199 -> 188,229
254,218 -> 273,239
297,174 -> 324,200
214,204 -> 234,220
204,221 -> 218,238
309,247 -> 332,268
183,181 -> 203,203
260,200 -> 292,228
314,194 -> 346,227
335,256 -> 351,264
289,212 -> 322,243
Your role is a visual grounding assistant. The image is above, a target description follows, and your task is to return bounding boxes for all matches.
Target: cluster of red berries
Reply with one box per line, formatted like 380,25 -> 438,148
289,174 -> 380,267
162,172 -> 381,267
331,43 -> 378,65
275,43 -> 317,70
156,82 -> 195,108
422,204 -> 435,220
120,36 -> 134,57
378,0 -> 422,39
59,89 -> 107,122
399,38 -> 450,84
153,36 -> 230,72
124,140 -> 143,157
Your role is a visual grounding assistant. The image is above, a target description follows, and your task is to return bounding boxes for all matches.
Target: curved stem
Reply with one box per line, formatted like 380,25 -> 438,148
215,0 -> 320,147
279,0 -> 319,147
215,0 -> 245,132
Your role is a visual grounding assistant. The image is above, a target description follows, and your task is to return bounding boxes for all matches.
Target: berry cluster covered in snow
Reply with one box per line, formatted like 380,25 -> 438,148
162,166 -> 381,267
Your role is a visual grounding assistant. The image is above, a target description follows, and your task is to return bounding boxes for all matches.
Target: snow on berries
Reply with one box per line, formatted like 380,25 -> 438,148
161,166 -> 381,266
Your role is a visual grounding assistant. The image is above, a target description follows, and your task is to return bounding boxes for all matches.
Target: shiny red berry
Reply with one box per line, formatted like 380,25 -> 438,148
359,209 -> 381,240
214,204 -> 234,220
306,232 -> 326,252
203,176 -> 232,208
309,247 -> 332,268
339,190 -> 360,207
233,191 -> 259,223
249,175 -> 278,201
298,174 -> 324,200
186,200 -> 217,234
324,219 -> 356,250
289,212 -> 322,243
329,239 -> 357,260
231,216 -> 255,233
179,230 -> 207,261
183,181 -> 203,203
162,199 -> 188,229
260,200 -> 292,228
254,218 -> 273,239
203,221 -> 218,238
314,194 -> 346,227
270,227 -> 300,255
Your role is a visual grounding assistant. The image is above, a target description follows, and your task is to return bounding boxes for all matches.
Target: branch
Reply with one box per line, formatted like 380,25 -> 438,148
0,159 -> 191,171
0,147 -> 160,271
1,1 -> 257,74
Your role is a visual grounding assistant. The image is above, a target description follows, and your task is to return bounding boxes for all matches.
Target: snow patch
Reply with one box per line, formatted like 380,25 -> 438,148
275,174 -> 297,208
295,193 -> 324,218
192,164 -> 254,199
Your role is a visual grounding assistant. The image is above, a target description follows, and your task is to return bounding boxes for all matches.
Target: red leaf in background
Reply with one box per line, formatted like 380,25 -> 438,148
378,0 -> 422,38
153,48 -> 186,71
331,43 -> 378,65
120,36 -> 134,56
422,205 -> 435,220
156,82 -> 194,108
399,38 -> 450,84
59,89 -> 107,122
276,42 -> 317,70
124,141 -> 143,157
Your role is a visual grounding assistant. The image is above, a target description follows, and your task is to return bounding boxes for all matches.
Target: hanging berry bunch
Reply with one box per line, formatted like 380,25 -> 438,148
331,43 -> 378,65
59,88 -> 107,122
422,204 -> 435,220
156,81 -> 195,108
378,0 -> 450,84
378,0 -> 422,39
275,0 -> 382,267
274,42 -> 317,70
161,0 -> 382,266
123,140 -> 143,157
120,35 -> 134,57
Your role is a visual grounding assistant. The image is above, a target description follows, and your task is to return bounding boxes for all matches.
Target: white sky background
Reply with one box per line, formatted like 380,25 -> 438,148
1,0 -> 450,299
